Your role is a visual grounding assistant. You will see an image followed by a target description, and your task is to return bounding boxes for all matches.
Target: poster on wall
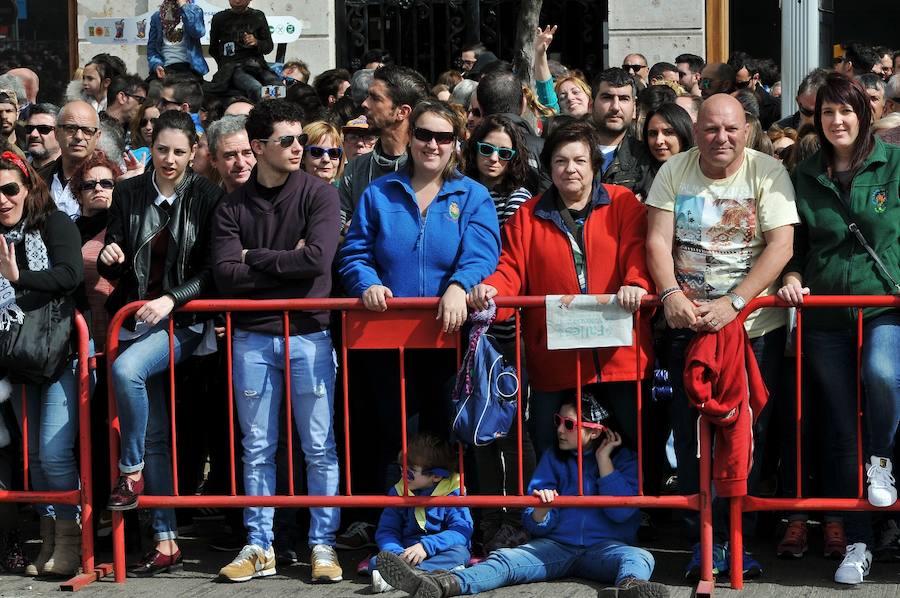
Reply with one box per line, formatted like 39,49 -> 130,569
83,0 -> 302,45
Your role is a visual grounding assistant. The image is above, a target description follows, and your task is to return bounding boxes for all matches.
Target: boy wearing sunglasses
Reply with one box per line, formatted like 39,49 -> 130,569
369,433 -> 473,593
377,391 -> 669,598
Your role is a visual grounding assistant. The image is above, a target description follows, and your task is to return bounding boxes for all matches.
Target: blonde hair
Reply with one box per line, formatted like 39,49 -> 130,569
302,120 -> 345,181
523,85 -> 555,118
553,75 -> 591,99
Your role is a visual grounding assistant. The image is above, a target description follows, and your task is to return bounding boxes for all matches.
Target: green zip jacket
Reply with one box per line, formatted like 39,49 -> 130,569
787,138 -> 900,328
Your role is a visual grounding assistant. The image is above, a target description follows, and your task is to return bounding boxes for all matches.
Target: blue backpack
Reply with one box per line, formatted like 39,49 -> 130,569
450,302 -> 520,447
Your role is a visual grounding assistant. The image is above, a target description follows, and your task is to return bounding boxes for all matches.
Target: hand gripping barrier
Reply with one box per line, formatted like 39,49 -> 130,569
0,312 -> 109,591
728,295 -> 900,590
104,297 -> 717,594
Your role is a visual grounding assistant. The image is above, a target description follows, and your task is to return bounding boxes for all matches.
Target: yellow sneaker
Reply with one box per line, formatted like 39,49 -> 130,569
219,544 -> 276,582
310,544 -> 343,583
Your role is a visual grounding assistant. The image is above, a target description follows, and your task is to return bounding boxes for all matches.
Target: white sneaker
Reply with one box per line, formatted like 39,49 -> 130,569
371,569 -> 395,593
867,456 -> 897,507
834,542 -> 872,585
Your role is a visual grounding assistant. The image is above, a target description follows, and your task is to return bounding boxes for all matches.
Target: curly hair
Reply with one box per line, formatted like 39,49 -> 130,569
69,150 -> 123,203
403,432 -> 455,473
463,114 -> 530,195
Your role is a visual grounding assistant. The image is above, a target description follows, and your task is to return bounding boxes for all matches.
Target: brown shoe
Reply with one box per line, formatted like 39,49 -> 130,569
126,549 -> 183,578
108,475 -> 144,511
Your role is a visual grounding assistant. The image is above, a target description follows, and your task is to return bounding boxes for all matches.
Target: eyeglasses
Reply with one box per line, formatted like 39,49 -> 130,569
260,134 -> 309,148
78,178 -> 115,192
0,182 -> 22,197
622,63 -> 646,73
798,105 -> 815,117
305,146 -> 343,160
475,141 -> 516,161
468,106 -> 482,118
554,413 -> 607,432
345,132 -> 377,144
124,92 -> 147,103
412,127 -> 455,145
699,78 -> 713,90
140,117 -> 158,128
157,97 -> 181,109
57,124 -> 99,137
25,124 -> 55,135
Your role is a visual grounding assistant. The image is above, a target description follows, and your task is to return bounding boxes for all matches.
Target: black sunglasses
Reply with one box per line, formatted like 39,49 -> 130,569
57,124 -> 99,137
78,178 -> 115,192
260,134 -> 309,148
124,92 -> 147,103
735,80 -> 752,89
25,124 -> 55,135
139,117 -> 158,128
305,146 -> 343,160
468,106 -> 482,118
622,63 -> 645,72
0,182 -> 21,197
413,127 -> 455,145
798,105 -> 815,117
475,141 -> 516,161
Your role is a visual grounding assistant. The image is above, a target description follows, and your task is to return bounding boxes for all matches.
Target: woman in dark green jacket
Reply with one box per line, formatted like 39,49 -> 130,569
778,72 -> 900,586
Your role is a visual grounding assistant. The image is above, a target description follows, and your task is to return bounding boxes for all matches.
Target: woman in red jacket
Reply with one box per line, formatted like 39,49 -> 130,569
469,118 -> 653,457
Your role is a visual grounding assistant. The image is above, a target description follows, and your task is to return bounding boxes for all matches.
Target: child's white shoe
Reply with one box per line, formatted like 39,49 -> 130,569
372,569 -> 395,593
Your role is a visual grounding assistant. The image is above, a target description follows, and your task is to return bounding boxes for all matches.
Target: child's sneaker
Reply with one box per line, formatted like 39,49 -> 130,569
371,569 -> 395,593
683,543 -> 727,581
834,542 -> 872,585
867,456 -> 897,507
218,544 -> 276,582
777,521 -> 808,559
823,521 -> 847,559
335,521 -> 376,550
310,544 -> 343,583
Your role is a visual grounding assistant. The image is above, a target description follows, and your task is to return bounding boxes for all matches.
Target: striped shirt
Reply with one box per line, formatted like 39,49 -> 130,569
489,186 -> 532,343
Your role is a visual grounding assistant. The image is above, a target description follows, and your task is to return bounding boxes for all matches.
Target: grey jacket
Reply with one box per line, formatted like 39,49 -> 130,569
338,141 -> 408,226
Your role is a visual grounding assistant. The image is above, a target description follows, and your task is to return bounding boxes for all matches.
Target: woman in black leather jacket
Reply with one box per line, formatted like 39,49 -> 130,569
97,110 -> 223,577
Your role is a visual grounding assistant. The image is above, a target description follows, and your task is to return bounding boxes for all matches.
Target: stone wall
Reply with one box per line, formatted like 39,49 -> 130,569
607,0 -> 705,67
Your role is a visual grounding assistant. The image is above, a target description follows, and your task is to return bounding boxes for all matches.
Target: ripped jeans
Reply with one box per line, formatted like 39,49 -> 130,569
232,328 -> 340,549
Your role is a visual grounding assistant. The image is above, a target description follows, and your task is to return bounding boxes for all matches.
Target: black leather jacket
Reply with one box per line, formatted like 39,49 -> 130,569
97,170 -> 223,324
600,134 -> 654,201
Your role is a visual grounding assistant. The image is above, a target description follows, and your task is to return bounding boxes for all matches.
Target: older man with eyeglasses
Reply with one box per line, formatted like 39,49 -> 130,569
38,100 -> 102,219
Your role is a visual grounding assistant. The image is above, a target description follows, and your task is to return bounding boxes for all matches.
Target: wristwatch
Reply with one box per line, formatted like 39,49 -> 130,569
726,292 -> 746,312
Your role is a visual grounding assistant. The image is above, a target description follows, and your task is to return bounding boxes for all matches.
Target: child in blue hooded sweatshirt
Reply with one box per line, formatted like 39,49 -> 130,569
370,433 -> 473,593
377,392 -> 669,598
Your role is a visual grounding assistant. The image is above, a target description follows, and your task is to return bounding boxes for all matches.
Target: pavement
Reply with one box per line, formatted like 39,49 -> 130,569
0,516 -> 898,597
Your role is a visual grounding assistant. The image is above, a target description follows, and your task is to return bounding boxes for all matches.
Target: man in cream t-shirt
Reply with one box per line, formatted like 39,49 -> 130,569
645,94 -> 798,578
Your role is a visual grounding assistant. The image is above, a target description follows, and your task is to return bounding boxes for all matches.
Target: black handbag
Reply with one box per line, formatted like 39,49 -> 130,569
0,293 -> 75,385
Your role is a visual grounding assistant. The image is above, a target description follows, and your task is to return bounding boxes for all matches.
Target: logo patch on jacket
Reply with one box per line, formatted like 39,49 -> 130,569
871,189 -> 887,213
448,202 -> 460,220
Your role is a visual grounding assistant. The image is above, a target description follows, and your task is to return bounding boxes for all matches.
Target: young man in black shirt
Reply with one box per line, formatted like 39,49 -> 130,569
208,0 -> 281,101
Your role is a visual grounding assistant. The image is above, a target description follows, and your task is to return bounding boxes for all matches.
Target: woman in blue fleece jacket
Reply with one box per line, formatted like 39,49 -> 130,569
336,100 -> 500,506
369,434 -> 473,593
377,393 -> 669,598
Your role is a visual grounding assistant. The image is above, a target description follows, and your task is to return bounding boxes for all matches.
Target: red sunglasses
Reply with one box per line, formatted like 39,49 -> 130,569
554,413 -> 607,432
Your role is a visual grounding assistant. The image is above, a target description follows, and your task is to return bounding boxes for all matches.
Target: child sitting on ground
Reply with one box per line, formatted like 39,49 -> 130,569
377,391 -> 670,598
370,433 -> 473,593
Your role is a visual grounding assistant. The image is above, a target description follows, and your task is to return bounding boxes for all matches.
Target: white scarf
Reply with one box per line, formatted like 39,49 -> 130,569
0,219 -> 49,331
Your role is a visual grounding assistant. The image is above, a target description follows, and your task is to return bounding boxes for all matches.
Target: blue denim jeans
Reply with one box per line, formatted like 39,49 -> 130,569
232,328 -> 340,550
666,325 -> 787,540
110,322 -> 202,541
453,538 -> 654,593
12,344 -> 93,521
805,313 -> 900,545
370,544 -> 470,573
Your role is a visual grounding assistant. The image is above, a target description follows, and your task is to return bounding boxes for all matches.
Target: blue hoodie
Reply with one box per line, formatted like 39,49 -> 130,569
338,171 -> 501,298
375,474 -> 474,556
523,446 -> 640,547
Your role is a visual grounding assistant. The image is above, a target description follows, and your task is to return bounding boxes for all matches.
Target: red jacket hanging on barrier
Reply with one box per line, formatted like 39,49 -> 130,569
683,320 -> 768,497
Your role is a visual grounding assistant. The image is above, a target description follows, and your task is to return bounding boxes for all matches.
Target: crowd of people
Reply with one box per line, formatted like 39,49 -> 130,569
0,0 -> 898,596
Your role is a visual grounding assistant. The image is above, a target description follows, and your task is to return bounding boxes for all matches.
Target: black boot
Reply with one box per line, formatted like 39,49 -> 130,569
615,576 -> 670,598
376,551 -> 426,595
415,571 -> 462,598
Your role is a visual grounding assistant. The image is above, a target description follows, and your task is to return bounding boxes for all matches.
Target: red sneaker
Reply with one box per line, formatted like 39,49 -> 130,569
777,521 -> 808,559
824,521 -> 847,560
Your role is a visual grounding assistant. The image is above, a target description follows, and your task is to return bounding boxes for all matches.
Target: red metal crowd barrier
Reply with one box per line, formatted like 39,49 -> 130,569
728,295 -> 900,590
0,312 -> 108,591
104,297 -> 716,594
